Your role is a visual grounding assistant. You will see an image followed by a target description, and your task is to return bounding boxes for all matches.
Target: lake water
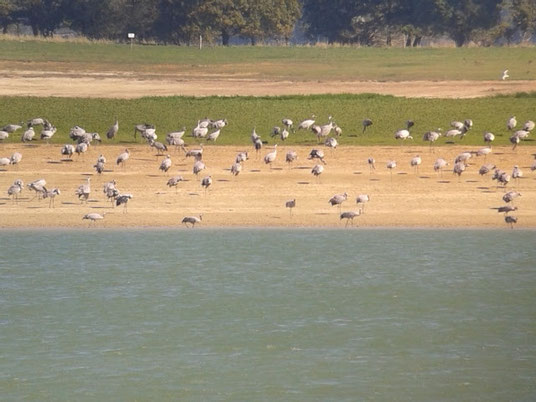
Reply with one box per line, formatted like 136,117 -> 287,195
1,229 -> 535,401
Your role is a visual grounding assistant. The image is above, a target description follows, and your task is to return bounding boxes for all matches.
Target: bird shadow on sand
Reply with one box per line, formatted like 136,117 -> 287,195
62,201 -> 77,205
369,178 -> 380,181
419,176 -> 431,179
88,199 -> 99,203
90,206 -> 109,209
297,181 -> 310,185
189,192 -> 200,196
217,179 -> 230,182
353,171 -> 362,175
26,206 -> 44,209
397,172 -> 408,175
60,159 -> 74,162
47,161 -> 62,165
465,180 -> 478,183
295,166 -> 311,170
315,212 -> 330,215
477,186 -> 490,190
438,180 -> 451,184
147,174 -> 161,178
249,169 -> 261,173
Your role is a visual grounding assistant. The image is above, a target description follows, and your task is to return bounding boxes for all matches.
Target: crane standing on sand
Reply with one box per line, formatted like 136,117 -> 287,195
182,215 -> 202,228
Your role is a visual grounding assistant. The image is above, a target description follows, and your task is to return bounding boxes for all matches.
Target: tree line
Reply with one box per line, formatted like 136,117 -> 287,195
0,0 -> 535,47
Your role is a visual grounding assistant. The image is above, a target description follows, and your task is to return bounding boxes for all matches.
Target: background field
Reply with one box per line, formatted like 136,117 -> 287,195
1,93 -> 535,146
1,38 -> 536,81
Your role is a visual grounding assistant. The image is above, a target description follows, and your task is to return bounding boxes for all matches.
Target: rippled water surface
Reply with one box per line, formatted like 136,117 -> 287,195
1,229 -> 535,401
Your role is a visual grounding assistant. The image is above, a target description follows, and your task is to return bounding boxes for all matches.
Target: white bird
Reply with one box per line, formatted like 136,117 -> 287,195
507,115 -> 517,131
159,155 -> 172,173
282,118 -> 293,131
40,126 -> 56,143
182,215 -> 202,228
501,69 -> 509,80
116,148 -> 130,167
212,119 -> 227,129
0,131 -> 9,142
263,145 -> 278,168
279,128 -> 290,141
83,212 -> 105,224
0,157 -> 10,166
340,210 -> 361,227
298,115 -> 315,130
394,128 -> 413,141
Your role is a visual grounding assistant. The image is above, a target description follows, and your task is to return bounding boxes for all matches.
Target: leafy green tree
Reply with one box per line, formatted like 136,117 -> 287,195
0,0 -> 18,33
17,0 -> 65,36
193,0 -> 246,45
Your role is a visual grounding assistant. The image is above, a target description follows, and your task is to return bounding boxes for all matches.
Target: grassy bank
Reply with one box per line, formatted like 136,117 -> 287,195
1,93 -> 535,146
1,37 -> 536,81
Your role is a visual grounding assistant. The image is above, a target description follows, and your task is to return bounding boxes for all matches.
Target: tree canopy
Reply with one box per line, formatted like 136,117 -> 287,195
1,0 -> 535,46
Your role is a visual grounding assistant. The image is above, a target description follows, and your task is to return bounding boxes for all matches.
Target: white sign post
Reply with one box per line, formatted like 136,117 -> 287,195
128,33 -> 135,49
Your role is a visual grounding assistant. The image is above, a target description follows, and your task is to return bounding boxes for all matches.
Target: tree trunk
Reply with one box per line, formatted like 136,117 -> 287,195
386,30 -> 392,46
412,36 -> 422,47
405,34 -> 412,47
221,30 -> 230,46
31,24 -> 39,36
250,36 -> 257,45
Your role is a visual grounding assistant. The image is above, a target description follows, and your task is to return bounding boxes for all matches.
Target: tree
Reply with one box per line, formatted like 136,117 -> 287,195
505,0 -> 536,40
434,0 -> 502,46
17,0 -> 65,36
193,0 -> 246,45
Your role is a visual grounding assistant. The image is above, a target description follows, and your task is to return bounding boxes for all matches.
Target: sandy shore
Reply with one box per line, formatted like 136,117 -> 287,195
0,143 -> 534,228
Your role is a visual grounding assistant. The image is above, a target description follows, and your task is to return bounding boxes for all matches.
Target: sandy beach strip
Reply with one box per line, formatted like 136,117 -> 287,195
0,144 -> 534,228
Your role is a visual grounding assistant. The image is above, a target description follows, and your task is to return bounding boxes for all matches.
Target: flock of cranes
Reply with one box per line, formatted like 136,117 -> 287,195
1,112 -> 535,228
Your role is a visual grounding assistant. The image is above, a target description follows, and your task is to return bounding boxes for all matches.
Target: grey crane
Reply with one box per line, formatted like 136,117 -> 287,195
182,215 -> 202,228
159,155 -> 172,173
0,131 -> 9,142
423,130 -> 441,151
311,164 -> 324,180
492,169 -> 511,187
505,215 -> 517,229
27,117 -> 48,127
211,119 -> 228,129
167,175 -> 184,192
279,128 -> 290,141
75,142 -> 89,157
315,117 -> 335,143
21,127 -> 35,143
503,191 -> 521,203
329,192 -> 348,210
495,205 -> 518,215
308,149 -> 326,164
483,131 -> 495,145
455,152 -> 472,165
116,148 -> 130,167
40,126 -> 56,143
286,150 -> 298,167
149,139 -> 167,156
75,177 -> 91,203
476,147 -> 492,160
333,124 -> 342,137
207,129 -> 221,142
410,155 -> 422,174
192,123 -> 208,139
386,160 -> 397,180
69,125 -> 86,141
367,157 -> 376,173
103,180 -> 119,204
453,162 -> 466,181
27,178 -> 47,200
185,144 -> 203,160
10,152 -> 22,166
1,123 -> 23,133
201,176 -> 212,193
285,199 -> 296,215
298,115 -> 315,131
362,118 -> 373,133
394,128 -> 413,142
236,151 -> 249,163
134,123 -> 154,140
509,133 -> 521,150
115,194 -> 132,213
7,179 -> 24,202
340,210 -> 361,227
43,188 -> 60,208
507,115 -> 517,131
83,212 -> 105,225
107,118 -> 119,140
356,194 -> 370,213
93,154 -> 106,174
325,137 -> 338,152
263,144 -> 278,169
230,162 -> 242,176
193,159 -> 206,176
61,144 -> 75,159
282,118 -> 293,132
479,163 -> 496,176
434,158 -> 449,176
512,165 -> 523,185
523,120 -> 535,132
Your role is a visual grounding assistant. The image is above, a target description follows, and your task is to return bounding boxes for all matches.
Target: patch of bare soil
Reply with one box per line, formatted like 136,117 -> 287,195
2,68 -> 536,98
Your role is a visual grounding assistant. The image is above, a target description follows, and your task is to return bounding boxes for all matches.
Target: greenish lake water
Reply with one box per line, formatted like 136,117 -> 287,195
1,229 -> 535,401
